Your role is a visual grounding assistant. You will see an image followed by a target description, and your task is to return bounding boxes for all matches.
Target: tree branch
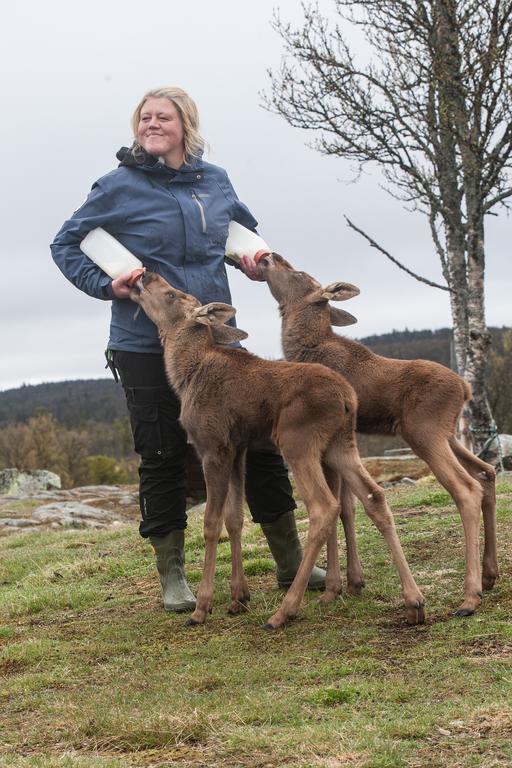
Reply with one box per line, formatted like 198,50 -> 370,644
484,185 -> 512,210
428,207 -> 450,283
344,216 -> 452,291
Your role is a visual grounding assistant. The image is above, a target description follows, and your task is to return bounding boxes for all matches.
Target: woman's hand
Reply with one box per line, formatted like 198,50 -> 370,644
111,268 -> 146,298
240,255 -> 265,282
111,272 -> 135,298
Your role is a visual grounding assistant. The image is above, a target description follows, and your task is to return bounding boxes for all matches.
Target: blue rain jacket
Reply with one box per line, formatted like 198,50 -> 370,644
50,147 -> 258,353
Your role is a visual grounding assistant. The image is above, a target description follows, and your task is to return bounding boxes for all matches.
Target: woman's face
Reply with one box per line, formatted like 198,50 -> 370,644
136,97 -> 185,166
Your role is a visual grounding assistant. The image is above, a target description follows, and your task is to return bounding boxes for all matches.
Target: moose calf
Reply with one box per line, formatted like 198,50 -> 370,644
257,252 -> 497,617
130,272 -> 425,628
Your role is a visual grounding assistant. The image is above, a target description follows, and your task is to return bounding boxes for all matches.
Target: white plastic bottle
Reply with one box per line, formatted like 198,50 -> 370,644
80,227 -> 143,279
81,222 -> 270,280
225,221 -> 271,263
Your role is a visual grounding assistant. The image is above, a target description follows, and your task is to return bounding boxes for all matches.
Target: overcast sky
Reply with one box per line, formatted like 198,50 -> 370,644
1,0 -> 510,392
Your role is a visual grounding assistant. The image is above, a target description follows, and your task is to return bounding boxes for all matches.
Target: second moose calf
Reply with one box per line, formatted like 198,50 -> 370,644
257,252 -> 497,617
130,272 -> 425,628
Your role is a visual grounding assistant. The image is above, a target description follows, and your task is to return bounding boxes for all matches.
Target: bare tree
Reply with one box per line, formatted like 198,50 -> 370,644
266,0 -> 512,452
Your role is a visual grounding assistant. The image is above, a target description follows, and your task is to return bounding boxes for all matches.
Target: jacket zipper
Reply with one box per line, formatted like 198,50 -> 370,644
191,193 -> 207,233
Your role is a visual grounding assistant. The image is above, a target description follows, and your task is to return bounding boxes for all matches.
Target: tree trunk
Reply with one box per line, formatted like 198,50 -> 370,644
434,0 -> 494,453
464,214 -> 493,453
444,233 -> 473,449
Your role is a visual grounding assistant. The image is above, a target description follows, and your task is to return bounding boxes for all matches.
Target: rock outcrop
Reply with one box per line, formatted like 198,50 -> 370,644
0,479 -> 140,536
0,468 -> 61,496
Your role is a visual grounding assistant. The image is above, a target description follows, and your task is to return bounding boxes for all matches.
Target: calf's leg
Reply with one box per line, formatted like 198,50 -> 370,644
449,437 -> 498,591
337,446 -> 425,625
339,481 -> 365,594
187,449 -> 234,626
319,463 -> 343,604
408,436 -> 484,616
263,455 -> 340,629
224,449 -> 250,614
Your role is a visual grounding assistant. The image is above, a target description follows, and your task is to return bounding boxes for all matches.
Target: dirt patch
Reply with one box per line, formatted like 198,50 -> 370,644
408,709 -> 512,767
462,636 -> 512,658
0,657 -> 28,675
376,610 -> 454,632
394,506 -> 454,519
404,529 -> 461,563
363,456 -> 431,483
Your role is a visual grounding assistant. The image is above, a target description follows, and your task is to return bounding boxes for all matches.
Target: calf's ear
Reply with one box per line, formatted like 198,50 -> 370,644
329,307 -> 358,326
322,282 -> 360,302
194,302 -> 237,326
211,325 -> 249,345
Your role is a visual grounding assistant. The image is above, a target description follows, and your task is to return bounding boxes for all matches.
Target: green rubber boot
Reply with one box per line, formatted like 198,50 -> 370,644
260,510 -> 326,590
149,530 -> 196,612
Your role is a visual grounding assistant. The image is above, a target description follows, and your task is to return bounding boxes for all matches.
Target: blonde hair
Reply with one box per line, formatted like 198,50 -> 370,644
131,86 -> 205,161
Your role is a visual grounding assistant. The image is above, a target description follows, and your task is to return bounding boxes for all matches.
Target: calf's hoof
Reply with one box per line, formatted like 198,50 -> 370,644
482,573 -> 498,591
185,617 -> 203,627
318,589 -> 340,605
185,606 -> 212,626
347,580 -> 365,596
227,599 -> 250,615
406,603 -> 426,625
454,591 -> 482,618
261,610 -> 295,630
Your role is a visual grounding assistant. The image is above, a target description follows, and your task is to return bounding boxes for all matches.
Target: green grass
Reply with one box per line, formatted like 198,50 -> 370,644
1,477 -> 511,768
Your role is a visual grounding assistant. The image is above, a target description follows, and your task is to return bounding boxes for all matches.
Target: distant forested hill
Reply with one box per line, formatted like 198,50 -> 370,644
0,379 -> 127,427
360,326 -> 508,368
0,326 -> 510,433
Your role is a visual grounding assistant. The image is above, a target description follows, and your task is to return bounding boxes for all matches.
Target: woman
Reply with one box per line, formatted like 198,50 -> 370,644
51,86 -> 325,612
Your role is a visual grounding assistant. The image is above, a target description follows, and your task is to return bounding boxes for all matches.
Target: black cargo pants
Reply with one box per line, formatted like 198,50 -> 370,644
111,351 -> 296,538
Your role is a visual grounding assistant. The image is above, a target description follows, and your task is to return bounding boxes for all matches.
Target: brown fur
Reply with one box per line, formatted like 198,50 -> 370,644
259,252 -> 498,616
130,272 -> 425,628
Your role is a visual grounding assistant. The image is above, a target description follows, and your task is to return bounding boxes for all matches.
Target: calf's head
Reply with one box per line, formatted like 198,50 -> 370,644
256,253 -> 360,326
130,272 -> 248,344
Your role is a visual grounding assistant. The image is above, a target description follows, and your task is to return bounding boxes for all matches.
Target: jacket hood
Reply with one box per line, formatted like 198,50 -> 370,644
116,144 -> 204,175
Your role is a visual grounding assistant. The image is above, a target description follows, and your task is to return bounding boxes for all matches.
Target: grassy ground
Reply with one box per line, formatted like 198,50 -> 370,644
0,477 -> 511,768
